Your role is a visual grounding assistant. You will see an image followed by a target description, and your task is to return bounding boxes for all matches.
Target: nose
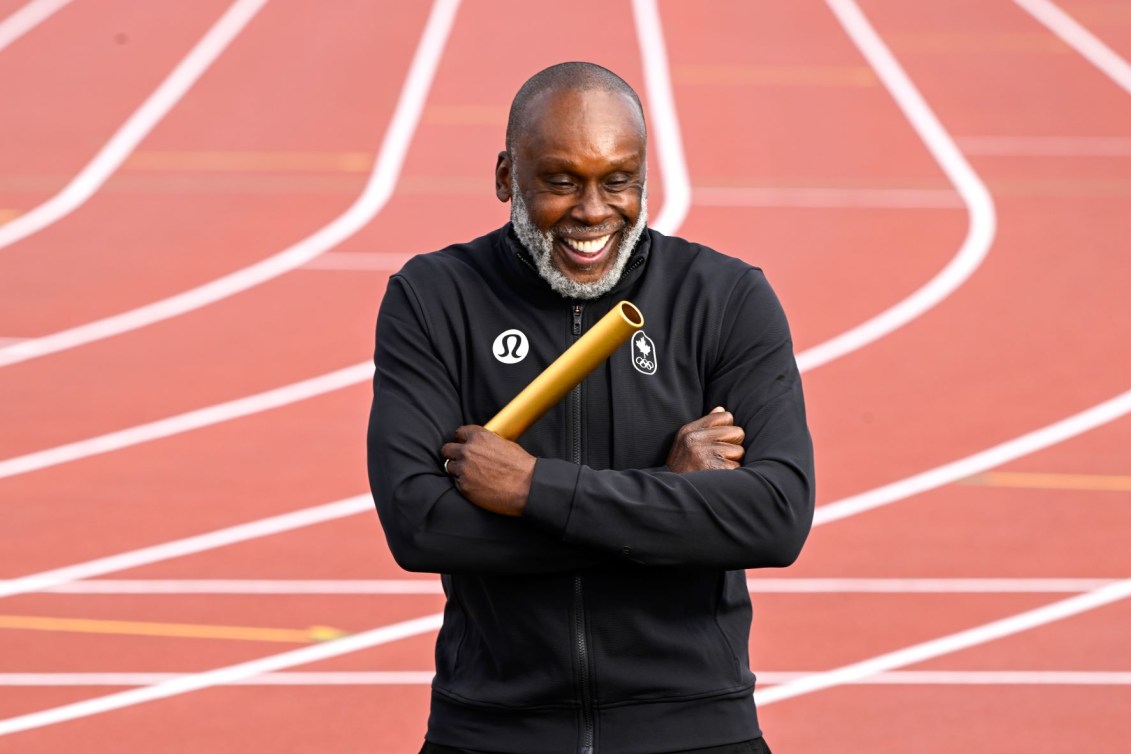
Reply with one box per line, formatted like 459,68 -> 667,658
571,182 -> 616,228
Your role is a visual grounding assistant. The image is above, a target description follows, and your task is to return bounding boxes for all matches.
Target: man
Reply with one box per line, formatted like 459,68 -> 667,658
368,62 -> 814,754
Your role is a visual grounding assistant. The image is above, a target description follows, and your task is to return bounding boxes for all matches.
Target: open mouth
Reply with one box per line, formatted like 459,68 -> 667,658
557,232 -> 618,269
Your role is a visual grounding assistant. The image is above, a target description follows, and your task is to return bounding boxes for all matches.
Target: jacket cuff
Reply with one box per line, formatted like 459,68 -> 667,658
523,458 -> 580,537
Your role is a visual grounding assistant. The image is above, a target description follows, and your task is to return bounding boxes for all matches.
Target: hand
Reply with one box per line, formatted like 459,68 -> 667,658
665,407 -> 745,473
440,426 -> 535,516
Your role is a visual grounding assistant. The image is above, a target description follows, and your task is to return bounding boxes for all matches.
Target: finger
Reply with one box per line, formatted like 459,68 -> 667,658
440,442 -> 463,462
681,413 -> 732,437
699,410 -> 734,428
715,443 -> 745,462
715,425 -> 745,445
710,406 -> 725,414
689,426 -> 744,445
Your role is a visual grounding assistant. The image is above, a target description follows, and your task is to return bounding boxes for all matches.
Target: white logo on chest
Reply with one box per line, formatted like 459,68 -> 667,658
631,331 -> 657,375
492,329 -> 528,364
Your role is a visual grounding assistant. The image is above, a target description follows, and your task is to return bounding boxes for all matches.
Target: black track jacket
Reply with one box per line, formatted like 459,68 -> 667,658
368,225 -> 815,754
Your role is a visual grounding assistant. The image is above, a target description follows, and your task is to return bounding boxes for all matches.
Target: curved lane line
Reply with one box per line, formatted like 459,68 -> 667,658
0,0 -> 71,53
752,0 -> 1131,708
0,612 -> 445,737
0,2 -> 1120,736
2,381 -> 1129,729
4,385 -> 1131,733
757,578 -> 1131,706
0,363 -> 372,480
9,390 -> 1130,590
0,0 -> 461,368
0,0 -> 987,471
796,0 -> 997,372
0,0 -> 674,473
0,0 -> 1118,508
631,0 -> 691,235
1014,0 -> 1131,95
0,495 -> 372,599
0,0 -> 269,254
813,388 -> 1131,525
0,0 -> 988,474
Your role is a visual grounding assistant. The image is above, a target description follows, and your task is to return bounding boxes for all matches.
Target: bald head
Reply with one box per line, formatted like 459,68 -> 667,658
505,62 -> 646,155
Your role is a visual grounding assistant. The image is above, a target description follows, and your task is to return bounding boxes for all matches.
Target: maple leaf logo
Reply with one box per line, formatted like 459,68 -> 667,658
635,336 -> 651,357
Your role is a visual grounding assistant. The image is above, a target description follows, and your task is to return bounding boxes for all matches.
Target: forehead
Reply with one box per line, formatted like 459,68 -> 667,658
516,87 -> 646,167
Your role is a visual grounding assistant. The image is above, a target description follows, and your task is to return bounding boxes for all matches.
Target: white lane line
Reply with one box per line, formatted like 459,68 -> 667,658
0,362 -> 372,481
958,135 -> 1131,156
799,0 -> 997,373
632,0 -> 691,235
16,577 -> 1115,595
0,0 -> 683,471
0,495 -> 372,599
0,612 -> 444,737
0,672 -> 439,687
4,670 -> 1130,688
813,388 -> 1131,525
9,386 -> 1125,719
6,368 -> 1129,529
748,578 -> 1117,594
756,577 -> 1131,706
758,670 -> 1131,686
25,579 -> 445,595
3,404 -> 1129,720
0,0 -> 71,54
300,251 -> 414,271
1014,0 -> 1131,95
0,0 -> 460,368
0,1 -> 1108,730
0,0 -> 1121,534
694,186 -> 963,209
0,0 -> 269,254
0,0 -> 990,473
7,389 -> 1127,724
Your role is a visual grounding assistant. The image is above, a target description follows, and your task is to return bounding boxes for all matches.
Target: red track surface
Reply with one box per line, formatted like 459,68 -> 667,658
1,0 -> 1129,751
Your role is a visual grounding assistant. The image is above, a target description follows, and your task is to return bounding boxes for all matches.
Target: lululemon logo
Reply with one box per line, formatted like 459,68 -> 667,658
493,329 -> 528,364
631,331 -> 657,375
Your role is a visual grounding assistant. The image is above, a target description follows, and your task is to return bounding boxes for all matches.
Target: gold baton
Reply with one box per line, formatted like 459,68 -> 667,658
484,301 -> 644,441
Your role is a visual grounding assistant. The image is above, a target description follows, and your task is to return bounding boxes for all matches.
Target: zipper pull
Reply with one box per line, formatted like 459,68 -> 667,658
572,304 -> 583,336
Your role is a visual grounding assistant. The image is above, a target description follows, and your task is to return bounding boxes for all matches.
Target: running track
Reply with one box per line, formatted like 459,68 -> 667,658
1,0 -> 1129,751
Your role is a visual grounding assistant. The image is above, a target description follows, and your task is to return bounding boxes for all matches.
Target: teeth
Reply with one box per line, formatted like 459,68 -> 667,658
563,235 -> 611,255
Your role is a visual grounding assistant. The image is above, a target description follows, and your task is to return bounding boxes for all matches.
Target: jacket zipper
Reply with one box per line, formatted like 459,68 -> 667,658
570,303 -> 595,754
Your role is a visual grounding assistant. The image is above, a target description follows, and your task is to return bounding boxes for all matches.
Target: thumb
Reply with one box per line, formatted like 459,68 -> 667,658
710,406 -> 725,414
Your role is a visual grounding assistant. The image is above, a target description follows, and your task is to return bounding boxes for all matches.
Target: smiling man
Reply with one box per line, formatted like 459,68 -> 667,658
369,63 -> 814,754
503,74 -> 649,300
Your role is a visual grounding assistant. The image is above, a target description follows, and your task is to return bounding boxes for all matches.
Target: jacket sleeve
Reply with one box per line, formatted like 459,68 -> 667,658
522,269 -> 815,570
368,274 -> 616,574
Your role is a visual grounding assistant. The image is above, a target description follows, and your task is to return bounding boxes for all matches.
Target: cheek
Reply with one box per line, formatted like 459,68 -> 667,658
624,195 -> 643,218
610,194 -> 642,224
527,197 -> 570,233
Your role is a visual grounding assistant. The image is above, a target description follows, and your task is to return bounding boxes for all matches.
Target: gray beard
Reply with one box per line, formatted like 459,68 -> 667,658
510,178 -> 648,301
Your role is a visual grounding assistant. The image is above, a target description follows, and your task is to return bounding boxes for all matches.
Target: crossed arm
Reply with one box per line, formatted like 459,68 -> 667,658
440,407 -> 746,517
369,272 -> 814,574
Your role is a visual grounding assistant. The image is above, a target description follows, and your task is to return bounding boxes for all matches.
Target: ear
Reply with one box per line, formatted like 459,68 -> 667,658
495,151 -> 512,203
